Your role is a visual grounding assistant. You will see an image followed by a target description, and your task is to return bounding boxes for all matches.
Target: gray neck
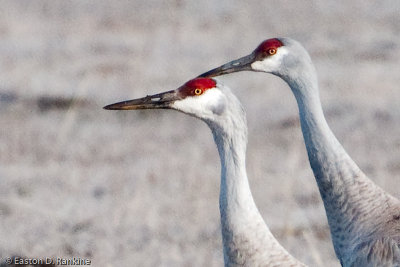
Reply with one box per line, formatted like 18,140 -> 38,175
289,73 -> 362,200
209,118 -> 265,235
202,90 -> 305,266
282,64 -> 393,257
206,111 -> 278,264
213,124 -> 256,217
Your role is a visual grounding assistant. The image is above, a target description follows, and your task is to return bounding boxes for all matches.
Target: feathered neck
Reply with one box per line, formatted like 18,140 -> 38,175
282,58 -> 396,260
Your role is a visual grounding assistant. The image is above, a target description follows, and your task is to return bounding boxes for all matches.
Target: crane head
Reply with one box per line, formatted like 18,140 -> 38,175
104,78 -> 229,121
198,38 -> 308,78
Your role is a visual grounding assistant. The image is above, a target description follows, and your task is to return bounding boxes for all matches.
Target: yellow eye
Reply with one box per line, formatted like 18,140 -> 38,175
194,88 -> 203,95
268,48 -> 277,55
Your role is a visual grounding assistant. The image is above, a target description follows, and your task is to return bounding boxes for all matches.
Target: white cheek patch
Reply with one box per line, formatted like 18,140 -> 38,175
251,47 -> 289,72
172,89 -> 226,117
210,97 -> 226,115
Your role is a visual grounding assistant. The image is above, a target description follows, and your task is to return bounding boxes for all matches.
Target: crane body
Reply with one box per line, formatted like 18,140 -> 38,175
104,78 -> 306,266
199,38 -> 400,266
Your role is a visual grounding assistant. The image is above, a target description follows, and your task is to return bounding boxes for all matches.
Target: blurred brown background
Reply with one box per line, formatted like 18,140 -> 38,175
0,1 -> 399,266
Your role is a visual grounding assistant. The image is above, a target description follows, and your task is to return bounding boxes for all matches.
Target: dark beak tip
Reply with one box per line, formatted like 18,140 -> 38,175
103,104 -> 116,110
103,102 -> 130,110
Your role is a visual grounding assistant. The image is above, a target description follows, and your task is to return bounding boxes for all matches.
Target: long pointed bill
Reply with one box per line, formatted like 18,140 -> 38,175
103,90 -> 180,110
198,52 -> 255,78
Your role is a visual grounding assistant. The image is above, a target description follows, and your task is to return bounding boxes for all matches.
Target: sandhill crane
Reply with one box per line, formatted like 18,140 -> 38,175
199,38 -> 400,267
104,78 -> 306,266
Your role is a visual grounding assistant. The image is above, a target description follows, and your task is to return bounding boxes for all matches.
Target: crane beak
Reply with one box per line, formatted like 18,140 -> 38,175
103,90 -> 180,110
198,53 -> 255,78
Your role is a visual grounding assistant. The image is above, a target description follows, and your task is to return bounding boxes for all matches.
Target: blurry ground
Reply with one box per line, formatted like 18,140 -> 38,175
0,1 -> 400,266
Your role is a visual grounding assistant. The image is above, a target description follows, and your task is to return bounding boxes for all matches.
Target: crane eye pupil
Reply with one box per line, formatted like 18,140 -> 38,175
194,89 -> 203,95
268,48 -> 277,55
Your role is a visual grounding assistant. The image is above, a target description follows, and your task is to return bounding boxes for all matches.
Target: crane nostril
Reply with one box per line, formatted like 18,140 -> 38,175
151,97 -> 161,101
